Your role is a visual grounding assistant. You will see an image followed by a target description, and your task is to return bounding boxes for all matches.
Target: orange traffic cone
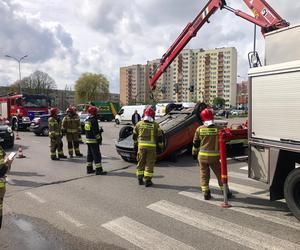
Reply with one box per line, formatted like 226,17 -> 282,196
16,131 -> 21,140
17,146 -> 26,158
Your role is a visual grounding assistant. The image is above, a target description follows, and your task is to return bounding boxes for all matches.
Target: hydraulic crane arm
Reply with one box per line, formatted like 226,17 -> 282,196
149,0 -> 289,90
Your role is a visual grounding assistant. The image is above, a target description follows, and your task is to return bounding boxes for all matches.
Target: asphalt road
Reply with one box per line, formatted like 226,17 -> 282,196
0,120 -> 299,250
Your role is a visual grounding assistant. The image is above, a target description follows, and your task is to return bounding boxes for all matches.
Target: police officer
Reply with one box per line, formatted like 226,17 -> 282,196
192,108 -> 232,200
48,107 -> 67,160
85,106 -> 106,175
62,107 -> 83,158
133,107 -> 164,187
0,145 -> 12,229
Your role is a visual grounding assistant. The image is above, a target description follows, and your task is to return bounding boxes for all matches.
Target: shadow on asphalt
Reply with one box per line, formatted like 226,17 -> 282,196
152,183 -> 199,191
8,171 -> 45,177
108,171 -> 164,179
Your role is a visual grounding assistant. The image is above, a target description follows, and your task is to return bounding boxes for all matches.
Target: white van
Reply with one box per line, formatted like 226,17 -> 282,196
115,105 -> 146,125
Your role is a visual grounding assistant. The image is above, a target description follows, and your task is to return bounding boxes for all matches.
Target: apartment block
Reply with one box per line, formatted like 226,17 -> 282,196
120,65 -> 148,105
120,47 -> 237,107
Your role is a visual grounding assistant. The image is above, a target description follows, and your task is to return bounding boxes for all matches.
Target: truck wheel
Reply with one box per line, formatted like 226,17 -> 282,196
119,126 -> 133,140
115,119 -> 120,125
12,119 -> 18,131
284,168 -> 300,221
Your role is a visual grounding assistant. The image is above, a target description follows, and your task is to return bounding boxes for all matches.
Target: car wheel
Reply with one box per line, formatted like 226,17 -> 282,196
34,132 -> 41,136
119,126 -> 133,140
42,127 -> 49,136
284,168 -> 300,221
115,119 -> 120,125
193,102 -> 208,121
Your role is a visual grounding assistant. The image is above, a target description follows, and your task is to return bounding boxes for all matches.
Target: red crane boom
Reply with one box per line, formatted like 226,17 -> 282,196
149,0 -> 289,90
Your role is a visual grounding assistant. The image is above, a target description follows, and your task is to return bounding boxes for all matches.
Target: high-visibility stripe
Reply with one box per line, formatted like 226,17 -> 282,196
139,143 -> 156,147
144,171 -> 153,177
201,186 -> 209,192
136,170 -> 144,175
221,175 -> 228,179
95,163 -> 102,169
199,152 -> 219,156
85,139 -> 97,143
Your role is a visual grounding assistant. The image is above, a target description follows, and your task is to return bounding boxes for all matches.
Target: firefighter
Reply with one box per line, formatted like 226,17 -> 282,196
85,106 -> 106,175
133,107 -> 164,187
73,106 -> 83,144
0,145 -> 12,229
192,108 -> 232,200
62,107 -> 83,158
48,108 -> 67,160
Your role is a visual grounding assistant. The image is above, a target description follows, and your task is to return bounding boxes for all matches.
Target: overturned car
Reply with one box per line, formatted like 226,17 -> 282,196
115,103 -> 246,162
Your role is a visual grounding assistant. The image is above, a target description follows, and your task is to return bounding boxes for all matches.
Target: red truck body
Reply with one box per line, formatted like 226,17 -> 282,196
0,94 -> 50,130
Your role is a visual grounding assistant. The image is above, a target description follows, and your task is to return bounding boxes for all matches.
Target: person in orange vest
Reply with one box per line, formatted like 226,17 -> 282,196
133,107 -> 164,187
192,108 -> 232,200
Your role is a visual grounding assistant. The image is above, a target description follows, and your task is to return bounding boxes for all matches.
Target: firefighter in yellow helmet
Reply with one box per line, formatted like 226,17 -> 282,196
133,107 -> 164,187
62,107 -> 83,158
48,107 -> 67,160
0,145 -> 13,229
192,108 -> 232,200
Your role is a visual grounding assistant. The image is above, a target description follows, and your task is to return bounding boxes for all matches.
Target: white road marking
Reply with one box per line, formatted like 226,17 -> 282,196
240,166 -> 248,171
25,192 -> 46,204
148,200 -> 300,250
102,216 -> 196,250
209,179 -> 269,199
179,189 -> 300,231
57,211 -> 85,228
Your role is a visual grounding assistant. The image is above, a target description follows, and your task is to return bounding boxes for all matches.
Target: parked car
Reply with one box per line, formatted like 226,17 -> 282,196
29,114 -> 65,136
0,122 -> 14,149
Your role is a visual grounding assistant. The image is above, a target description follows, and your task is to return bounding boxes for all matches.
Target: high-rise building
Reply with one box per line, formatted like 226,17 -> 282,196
120,47 -> 237,107
120,65 -> 148,105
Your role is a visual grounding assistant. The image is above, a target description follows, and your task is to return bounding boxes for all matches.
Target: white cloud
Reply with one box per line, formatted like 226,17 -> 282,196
1,0 -> 300,93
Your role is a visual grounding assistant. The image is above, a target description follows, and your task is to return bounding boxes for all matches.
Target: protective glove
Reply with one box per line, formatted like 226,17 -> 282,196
97,135 -> 102,145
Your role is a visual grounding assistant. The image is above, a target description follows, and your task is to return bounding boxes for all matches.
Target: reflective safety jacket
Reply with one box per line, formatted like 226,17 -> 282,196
0,146 -> 7,178
48,116 -> 62,138
192,125 -> 220,163
133,120 -> 163,149
84,115 -> 102,144
62,114 -> 81,134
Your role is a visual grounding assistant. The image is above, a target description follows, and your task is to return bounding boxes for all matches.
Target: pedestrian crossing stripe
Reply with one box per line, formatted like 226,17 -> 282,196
179,189 -> 300,231
148,200 -> 300,250
102,216 -> 196,250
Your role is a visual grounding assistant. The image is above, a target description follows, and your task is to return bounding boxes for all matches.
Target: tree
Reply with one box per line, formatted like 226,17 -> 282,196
10,70 -> 57,96
213,97 -> 226,108
75,73 -> 109,104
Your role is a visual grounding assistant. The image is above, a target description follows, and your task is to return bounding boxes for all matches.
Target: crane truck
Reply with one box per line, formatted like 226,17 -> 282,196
149,0 -> 300,221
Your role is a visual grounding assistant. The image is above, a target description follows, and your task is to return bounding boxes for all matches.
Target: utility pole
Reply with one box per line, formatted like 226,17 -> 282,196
5,54 -> 28,94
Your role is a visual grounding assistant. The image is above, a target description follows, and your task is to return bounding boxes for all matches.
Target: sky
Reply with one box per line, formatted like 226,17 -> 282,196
0,0 -> 299,93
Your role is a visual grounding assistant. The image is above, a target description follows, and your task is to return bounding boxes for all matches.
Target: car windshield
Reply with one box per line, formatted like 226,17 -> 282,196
22,96 -> 49,108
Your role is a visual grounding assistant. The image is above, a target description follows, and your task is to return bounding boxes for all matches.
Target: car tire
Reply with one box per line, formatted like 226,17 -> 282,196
119,126 -> 133,140
34,132 -> 41,136
115,119 -> 120,125
193,102 -> 208,121
284,168 -> 300,221
42,127 -> 49,136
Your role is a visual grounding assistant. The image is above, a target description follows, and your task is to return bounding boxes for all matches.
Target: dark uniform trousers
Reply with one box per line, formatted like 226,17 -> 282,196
87,143 -> 102,169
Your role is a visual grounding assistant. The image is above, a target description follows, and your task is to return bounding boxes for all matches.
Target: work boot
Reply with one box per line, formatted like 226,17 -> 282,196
145,179 -> 153,187
204,190 -> 211,200
59,155 -> 67,159
51,157 -> 60,161
138,177 -> 144,185
86,165 -> 95,174
95,168 -> 107,175
76,153 -> 83,157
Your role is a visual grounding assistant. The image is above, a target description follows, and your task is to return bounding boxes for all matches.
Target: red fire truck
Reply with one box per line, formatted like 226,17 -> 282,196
0,93 -> 51,130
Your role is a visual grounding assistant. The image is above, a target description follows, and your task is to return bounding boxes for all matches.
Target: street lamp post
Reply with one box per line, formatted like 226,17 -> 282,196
5,54 -> 28,93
